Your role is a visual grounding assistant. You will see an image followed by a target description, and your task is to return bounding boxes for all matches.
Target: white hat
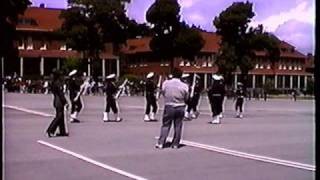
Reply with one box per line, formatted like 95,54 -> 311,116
212,74 -> 219,80
237,82 -> 243,86
68,69 -> 77,76
106,74 -> 116,79
168,74 -> 173,78
181,73 -> 190,78
146,72 -> 154,79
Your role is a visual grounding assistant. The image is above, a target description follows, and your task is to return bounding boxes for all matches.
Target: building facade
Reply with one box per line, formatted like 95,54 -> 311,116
3,7 -> 119,80
3,6 -> 314,91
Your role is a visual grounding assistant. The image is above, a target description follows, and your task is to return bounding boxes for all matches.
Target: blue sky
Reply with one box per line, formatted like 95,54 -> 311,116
31,0 -> 315,55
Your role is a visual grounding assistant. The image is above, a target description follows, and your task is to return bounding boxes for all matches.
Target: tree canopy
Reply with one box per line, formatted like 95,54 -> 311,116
146,0 -> 204,69
214,1 -> 280,87
0,0 -> 31,58
61,0 -> 132,58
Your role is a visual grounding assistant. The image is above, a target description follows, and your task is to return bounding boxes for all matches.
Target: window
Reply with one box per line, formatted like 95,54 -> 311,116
185,62 -> 190,66
289,65 -> 292,70
26,37 -> 33,50
18,39 -> 24,50
283,65 -> 287,70
202,61 -> 207,67
60,44 -> 67,50
260,64 -> 264,69
208,61 -> 213,67
278,65 -> 282,70
267,64 -> 271,69
179,61 -> 184,66
298,66 -> 302,70
255,64 -> 259,69
40,43 -> 47,50
294,66 -> 297,70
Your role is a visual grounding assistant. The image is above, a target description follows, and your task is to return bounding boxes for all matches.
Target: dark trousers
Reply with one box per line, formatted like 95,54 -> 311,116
70,95 -> 82,114
105,97 -> 118,113
47,107 -> 66,134
187,95 -> 200,112
158,105 -> 185,146
209,97 -> 222,117
235,98 -> 244,112
145,95 -> 157,114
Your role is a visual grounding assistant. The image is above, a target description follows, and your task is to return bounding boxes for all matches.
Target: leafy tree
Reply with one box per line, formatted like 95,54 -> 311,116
214,2 -> 280,88
0,0 -> 31,58
60,0 -> 131,79
174,22 -> 205,61
146,0 -> 204,71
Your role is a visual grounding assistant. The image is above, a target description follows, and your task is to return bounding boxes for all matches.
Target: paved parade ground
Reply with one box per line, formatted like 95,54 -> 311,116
3,93 -> 315,180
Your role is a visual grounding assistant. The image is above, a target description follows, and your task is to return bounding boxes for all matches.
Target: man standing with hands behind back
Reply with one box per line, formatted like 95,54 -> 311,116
156,68 -> 189,149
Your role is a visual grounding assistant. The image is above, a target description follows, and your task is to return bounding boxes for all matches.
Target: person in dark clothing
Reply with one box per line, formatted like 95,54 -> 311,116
235,82 -> 246,118
186,75 -> 201,120
46,70 -> 68,137
144,72 -> 158,121
103,74 -> 122,122
208,75 -> 225,124
68,70 -> 83,123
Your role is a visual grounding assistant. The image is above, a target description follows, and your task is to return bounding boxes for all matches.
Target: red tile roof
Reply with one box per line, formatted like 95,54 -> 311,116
122,32 -> 221,54
17,7 -> 63,32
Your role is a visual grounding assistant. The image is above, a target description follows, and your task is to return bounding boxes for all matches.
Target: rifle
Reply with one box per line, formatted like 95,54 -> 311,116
190,74 -> 197,98
156,75 -> 162,99
115,78 -> 128,99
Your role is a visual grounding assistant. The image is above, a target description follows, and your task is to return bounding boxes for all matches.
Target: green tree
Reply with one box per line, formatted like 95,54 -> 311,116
0,0 -> 31,59
174,22 -> 205,61
214,2 -> 280,88
60,0 -> 131,79
146,0 -> 204,71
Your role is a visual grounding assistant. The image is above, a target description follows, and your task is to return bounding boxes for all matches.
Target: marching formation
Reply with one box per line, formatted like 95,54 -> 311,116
45,68 -> 246,149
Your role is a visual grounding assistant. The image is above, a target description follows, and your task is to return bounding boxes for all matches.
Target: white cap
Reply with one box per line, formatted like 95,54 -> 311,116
168,74 -> 173,78
68,69 -> 77,76
106,74 -> 116,79
212,74 -> 220,80
146,72 -> 154,79
237,82 -> 243,86
181,73 -> 190,78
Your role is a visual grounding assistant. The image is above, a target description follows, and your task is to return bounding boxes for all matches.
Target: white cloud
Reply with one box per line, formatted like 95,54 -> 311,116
178,0 -> 200,8
250,1 -> 315,32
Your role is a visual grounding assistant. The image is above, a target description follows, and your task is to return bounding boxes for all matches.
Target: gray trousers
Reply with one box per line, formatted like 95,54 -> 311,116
158,105 -> 185,146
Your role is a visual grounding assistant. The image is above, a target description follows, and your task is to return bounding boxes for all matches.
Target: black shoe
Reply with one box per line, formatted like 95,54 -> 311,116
46,131 -> 54,138
56,133 -> 69,137
70,119 -> 80,123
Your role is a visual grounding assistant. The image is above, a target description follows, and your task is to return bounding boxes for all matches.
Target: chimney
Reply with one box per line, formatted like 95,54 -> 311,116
40,3 -> 45,8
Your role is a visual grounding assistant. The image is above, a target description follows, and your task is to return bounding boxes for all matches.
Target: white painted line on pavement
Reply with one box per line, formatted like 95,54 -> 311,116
156,137 -> 315,171
4,105 -> 54,117
37,140 -> 148,180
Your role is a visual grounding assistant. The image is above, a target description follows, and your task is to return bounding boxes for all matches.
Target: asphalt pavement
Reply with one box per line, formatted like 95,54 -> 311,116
3,93 -> 315,180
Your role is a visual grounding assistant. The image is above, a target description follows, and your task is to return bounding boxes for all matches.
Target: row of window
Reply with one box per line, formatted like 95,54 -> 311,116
179,61 -> 213,67
254,64 -> 302,71
129,63 -> 170,68
18,43 -> 72,51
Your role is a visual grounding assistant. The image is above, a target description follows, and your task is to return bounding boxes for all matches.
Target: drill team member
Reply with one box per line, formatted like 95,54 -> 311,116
144,72 -> 158,121
46,70 -> 68,137
208,74 -> 225,124
103,74 -> 122,122
156,68 -> 189,149
218,75 -> 226,119
235,82 -> 245,118
186,75 -> 201,120
181,74 -> 192,120
68,69 -> 83,123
